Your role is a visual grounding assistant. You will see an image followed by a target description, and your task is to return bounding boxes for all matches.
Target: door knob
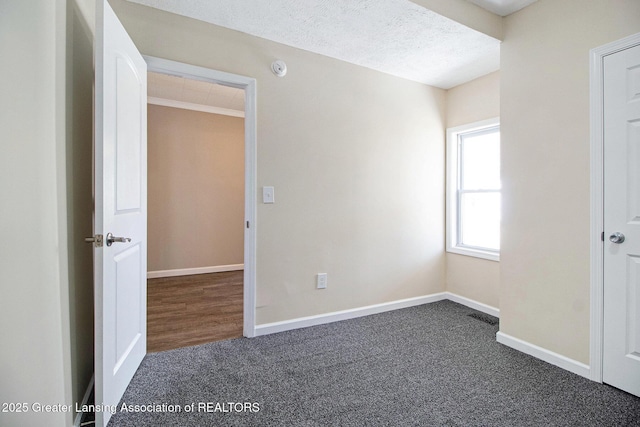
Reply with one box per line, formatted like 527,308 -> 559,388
106,232 -> 131,247
609,232 -> 625,244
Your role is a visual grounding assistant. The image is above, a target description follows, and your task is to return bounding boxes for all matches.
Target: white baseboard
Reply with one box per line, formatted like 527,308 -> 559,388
255,293 -> 449,336
147,264 -> 244,279
496,331 -> 590,379
444,292 -> 500,318
251,288 -> 590,382
254,293 -> 592,382
73,374 -> 94,427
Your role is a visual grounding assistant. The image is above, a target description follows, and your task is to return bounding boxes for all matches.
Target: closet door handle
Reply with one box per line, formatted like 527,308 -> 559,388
609,232 -> 625,244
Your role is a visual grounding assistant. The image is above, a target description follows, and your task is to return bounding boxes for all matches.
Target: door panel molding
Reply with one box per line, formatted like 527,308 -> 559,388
590,31 -> 640,384
144,56 -> 258,338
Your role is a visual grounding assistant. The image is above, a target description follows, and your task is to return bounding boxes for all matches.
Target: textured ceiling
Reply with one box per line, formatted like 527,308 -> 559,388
466,0 -> 538,16
148,72 -> 245,113
128,0 -> 501,89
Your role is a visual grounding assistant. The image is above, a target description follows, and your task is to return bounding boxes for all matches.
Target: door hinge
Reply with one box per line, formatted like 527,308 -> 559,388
85,234 -> 104,247
246,221 -> 250,229
601,231 -> 605,242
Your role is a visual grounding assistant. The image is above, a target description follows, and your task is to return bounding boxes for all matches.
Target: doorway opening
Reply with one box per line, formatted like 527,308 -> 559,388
146,71 -> 246,352
145,57 -> 257,349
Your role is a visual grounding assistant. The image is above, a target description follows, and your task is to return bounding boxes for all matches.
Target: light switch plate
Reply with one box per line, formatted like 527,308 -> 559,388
263,186 -> 275,204
317,273 -> 327,289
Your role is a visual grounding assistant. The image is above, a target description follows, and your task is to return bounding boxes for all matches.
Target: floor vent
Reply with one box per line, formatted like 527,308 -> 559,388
468,312 -> 499,326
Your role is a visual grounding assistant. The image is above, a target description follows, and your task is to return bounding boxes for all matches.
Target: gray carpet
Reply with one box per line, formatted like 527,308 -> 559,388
108,301 -> 640,426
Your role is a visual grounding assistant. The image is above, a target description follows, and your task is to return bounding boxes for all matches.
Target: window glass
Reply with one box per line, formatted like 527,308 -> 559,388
460,192 -> 500,250
446,119 -> 500,261
460,129 -> 500,190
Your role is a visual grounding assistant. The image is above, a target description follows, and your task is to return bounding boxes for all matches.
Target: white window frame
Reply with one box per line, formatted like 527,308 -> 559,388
446,117 -> 500,262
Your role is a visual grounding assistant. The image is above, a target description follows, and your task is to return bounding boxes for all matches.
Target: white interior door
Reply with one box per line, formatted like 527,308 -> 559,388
94,1 -> 147,425
603,42 -> 640,398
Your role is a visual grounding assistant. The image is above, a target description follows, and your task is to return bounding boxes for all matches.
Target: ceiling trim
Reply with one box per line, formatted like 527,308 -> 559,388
148,96 -> 245,118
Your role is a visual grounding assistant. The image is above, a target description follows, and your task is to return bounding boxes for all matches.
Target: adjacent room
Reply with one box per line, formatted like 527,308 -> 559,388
146,72 -> 246,352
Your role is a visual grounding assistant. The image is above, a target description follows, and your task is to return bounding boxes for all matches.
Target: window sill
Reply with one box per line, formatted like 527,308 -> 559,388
446,246 -> 500,262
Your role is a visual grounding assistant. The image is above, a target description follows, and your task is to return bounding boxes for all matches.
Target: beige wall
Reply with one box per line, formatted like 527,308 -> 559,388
501,0 -> 640,364
446,71 -> 500,129
111,0 -> 447,324
0,0 -> 75,425
445,71 -> 501,309
147,105 -> 245,272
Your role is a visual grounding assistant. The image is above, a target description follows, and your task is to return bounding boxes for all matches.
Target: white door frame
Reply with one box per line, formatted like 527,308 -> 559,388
589,31 -> 640,383
145,56 -> 257,338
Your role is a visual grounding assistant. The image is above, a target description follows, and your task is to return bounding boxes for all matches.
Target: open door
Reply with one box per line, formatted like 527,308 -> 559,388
93,1 -> 147,425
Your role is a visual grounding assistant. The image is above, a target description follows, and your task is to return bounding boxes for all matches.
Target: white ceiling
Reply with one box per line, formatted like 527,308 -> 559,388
147,72 -> 245,113
129,0 -> 501,89
466,0 -> 538,16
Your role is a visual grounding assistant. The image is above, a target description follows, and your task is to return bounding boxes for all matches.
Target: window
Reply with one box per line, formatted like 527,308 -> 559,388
446,118 -> 500,261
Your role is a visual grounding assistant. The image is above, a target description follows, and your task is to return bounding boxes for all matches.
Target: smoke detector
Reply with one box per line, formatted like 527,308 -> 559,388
271,60 -> 287,77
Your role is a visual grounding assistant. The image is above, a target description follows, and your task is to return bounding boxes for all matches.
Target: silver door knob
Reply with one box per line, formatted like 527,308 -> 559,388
106,232 -> 131,247
609,232 -> 625,244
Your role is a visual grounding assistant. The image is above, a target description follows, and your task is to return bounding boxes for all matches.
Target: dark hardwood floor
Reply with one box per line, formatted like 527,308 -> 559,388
147,270 -> 243,353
